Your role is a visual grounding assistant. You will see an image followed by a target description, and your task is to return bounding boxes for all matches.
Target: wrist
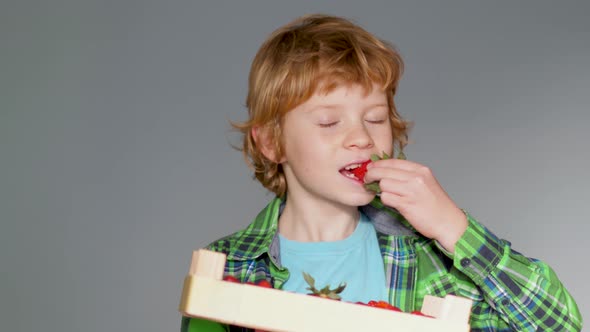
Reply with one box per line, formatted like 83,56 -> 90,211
435,208 -> 468,253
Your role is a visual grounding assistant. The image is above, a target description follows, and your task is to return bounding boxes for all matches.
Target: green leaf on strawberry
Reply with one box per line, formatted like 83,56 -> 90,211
364,182 -> 382,193
303,272 -> 346,300
397,150 -> 406,160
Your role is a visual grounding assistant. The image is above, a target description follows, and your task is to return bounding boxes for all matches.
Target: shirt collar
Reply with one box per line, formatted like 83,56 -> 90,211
225,196 -> 417,263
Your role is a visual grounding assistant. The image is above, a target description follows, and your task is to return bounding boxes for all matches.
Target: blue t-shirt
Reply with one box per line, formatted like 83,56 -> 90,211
278,212 -> 388,303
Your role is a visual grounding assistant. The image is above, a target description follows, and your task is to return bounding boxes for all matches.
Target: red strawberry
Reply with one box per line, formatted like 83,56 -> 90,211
256,280 -> 272,288
374,301 -> 390,309
223,276 -> 239,283
388,305 -> 402,312
367,300 -> 402,311
350,160 -> 370,180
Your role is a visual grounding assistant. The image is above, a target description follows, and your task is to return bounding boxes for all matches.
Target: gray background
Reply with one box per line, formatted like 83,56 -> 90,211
2,1 -> 588,331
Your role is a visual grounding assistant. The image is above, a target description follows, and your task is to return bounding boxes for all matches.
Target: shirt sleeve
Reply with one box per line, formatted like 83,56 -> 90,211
451,213 -> 583,331
181,316 -> 229,332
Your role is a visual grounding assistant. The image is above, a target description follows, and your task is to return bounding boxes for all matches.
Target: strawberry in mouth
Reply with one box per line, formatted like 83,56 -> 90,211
340,160 -> 371,182
340,151 -> 406,192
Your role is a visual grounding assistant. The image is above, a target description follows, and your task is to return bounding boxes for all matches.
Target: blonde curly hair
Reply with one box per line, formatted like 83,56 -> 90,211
232,14 -> 411,197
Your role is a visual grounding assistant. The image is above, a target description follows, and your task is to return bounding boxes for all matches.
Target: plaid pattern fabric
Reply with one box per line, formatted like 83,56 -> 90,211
182,197 -> 582,332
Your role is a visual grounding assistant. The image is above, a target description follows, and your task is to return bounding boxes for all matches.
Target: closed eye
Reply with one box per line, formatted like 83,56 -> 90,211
366,119 -> 387,124
319,122 -> 339,128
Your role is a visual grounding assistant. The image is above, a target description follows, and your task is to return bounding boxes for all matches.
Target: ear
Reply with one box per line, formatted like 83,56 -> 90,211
252,126 -> 284,163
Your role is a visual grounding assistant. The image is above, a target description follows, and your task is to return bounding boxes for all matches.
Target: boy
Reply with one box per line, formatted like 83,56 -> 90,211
181,14 -> 582,331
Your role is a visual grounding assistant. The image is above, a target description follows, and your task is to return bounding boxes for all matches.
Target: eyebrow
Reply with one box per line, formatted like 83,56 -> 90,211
307,103 -> 388,112
365,103 -> 388,110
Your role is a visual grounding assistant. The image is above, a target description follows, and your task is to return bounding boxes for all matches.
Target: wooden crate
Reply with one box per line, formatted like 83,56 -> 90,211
179,249 -> 472,331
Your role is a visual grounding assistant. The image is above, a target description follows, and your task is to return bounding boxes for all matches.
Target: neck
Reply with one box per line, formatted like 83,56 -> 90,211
278,194 -> 359,242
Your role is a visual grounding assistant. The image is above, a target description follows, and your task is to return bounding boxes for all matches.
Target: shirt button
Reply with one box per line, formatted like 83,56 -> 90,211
501,298 -> 510,306
461,258 -> 471,267
460,258 -> 471,267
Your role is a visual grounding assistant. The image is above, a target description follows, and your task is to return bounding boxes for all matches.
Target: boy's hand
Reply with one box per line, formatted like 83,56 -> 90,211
364,158 -> 468,253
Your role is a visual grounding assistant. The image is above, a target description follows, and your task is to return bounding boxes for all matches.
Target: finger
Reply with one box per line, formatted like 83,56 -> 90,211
364,166 -> 415,184
378,178 -> 413,196
379,191 -> 406,210
369,158 -> 424,172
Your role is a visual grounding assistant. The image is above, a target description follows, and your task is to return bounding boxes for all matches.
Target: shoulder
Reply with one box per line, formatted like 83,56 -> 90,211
203,197 -> 283,260
204,229 -> 246,255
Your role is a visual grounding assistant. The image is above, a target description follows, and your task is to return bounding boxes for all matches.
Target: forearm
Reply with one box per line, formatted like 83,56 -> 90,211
454,215 -> 583,331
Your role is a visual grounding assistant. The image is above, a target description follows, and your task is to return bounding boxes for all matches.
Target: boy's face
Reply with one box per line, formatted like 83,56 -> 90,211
280,82 -> 393,208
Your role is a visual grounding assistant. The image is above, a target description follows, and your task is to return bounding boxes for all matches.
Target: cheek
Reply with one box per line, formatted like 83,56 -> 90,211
288,140 -> 329,175
295,132 -> 327,154
373,127 -> 394,149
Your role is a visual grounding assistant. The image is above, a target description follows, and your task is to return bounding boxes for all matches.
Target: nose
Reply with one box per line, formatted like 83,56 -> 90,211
344,122 -> 374,150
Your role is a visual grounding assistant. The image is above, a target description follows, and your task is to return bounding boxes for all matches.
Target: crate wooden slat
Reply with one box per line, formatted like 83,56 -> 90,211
179,249 -> 472,332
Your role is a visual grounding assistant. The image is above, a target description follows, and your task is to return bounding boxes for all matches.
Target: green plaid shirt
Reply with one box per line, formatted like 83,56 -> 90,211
181,197 -> 582,332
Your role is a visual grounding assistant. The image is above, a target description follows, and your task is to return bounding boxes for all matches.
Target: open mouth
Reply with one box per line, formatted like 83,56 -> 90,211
339,161 -> 370,182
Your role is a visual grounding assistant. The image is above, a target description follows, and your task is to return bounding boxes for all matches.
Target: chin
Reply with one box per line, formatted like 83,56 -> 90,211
343,191 -> 376,207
